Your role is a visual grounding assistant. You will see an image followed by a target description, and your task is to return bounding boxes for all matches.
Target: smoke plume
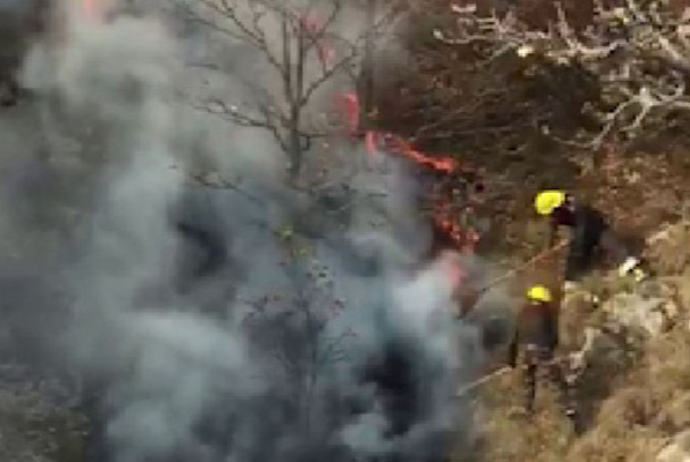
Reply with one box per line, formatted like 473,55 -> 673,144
0,1 -> 493,461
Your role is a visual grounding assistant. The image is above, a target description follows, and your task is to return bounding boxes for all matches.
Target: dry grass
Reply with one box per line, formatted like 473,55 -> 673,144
0,376 -> 87,462
453,136 -> 690,460
457,140 -> 690,460
392,3 -> 690,459
646,221 -> 690,275
467,266 -> 690,462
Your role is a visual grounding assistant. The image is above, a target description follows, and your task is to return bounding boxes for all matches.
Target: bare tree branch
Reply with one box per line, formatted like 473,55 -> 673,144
430,0 -> 690,148
177,0 -> 402,179
176,0 -> 288,79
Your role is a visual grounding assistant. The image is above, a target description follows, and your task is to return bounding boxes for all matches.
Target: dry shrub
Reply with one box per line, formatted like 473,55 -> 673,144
679,266 -> 690,311
567,323 -> 690,460
654,392 -> 690,433
598,387 -> 657,428
643,328 -> 690,398
646,221 -> 690,275
569,430 -> 665,462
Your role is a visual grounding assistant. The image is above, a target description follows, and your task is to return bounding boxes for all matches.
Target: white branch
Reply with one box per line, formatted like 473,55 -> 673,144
433,0 -> 690,146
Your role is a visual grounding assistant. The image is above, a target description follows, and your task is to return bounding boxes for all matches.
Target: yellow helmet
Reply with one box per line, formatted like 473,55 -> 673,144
527,285 -> 552,303
534,190 -> 566,216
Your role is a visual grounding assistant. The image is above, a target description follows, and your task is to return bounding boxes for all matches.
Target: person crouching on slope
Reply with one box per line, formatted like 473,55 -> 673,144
534,190 -> 647,291
508,285 -> 577,422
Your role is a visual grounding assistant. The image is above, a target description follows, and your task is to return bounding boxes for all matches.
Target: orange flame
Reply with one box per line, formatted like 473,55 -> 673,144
343,93 -> 459,173
339,92 -> 360,137
339,92 -> 480,257
362,129 -> 459,174
321,18 -> 481,302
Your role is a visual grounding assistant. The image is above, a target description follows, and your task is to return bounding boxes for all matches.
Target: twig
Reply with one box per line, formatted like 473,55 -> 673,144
455,366 -> 514,397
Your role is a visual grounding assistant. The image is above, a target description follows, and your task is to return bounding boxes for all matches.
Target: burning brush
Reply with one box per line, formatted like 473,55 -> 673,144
305,10 -> 486,262
341,93 -> 486,258
342,93 -> 487,315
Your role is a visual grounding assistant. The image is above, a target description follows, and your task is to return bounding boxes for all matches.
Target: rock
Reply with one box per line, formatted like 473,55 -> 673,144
602,291 -> 679,337
563,327 -> 626,384
565,328 -> 601,377
560,286 -> 601,347
657,430 -> 690,462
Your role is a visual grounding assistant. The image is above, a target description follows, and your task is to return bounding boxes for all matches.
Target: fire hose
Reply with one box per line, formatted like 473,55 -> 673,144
455,366 -> 514,398
469,200 -> 654,301
475,239 -> 570,297
455,354 -> 575,398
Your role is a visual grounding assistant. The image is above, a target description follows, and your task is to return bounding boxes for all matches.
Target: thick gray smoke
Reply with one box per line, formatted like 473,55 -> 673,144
0,1 -> 492,461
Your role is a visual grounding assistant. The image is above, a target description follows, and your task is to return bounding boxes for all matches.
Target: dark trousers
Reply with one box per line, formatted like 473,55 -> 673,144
521,345 -> 576,417
566,226 -> 632,281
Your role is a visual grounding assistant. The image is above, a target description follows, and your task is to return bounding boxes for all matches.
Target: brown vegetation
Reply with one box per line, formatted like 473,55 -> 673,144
366,1 -> 690,461
5,0 -> 690,461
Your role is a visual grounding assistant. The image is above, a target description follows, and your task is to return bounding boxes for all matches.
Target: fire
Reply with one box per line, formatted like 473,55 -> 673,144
341,93 -> 479,255
311,11 -> 483,309
364,130 -> 458,173
342,92 -> 459,174
342,92 -> 483,307
339,92 -> 360,137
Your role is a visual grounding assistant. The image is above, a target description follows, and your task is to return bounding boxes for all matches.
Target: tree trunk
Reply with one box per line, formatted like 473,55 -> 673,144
288,124 -> 303,180
358,0 -> 376,130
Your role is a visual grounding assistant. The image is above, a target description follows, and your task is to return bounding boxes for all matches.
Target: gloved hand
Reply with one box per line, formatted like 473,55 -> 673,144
617,257 -> 640,277
632,267 -> 647,283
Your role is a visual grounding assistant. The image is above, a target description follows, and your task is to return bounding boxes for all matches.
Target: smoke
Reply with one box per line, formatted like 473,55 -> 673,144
0,1 -> 495,461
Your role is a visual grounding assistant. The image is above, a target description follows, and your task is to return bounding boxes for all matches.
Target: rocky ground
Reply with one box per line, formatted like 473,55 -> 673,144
0,363 -> 87,462
454,144 -> 690,461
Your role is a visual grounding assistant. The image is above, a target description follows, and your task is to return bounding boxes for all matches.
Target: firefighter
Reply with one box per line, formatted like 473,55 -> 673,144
534,190 -> 647,291
508,285 -> 577,421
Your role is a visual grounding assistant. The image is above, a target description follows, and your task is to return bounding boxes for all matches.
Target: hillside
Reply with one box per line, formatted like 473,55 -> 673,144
461,166 -> 690,462
366,0 -> 690,459
1,1 -> 690,461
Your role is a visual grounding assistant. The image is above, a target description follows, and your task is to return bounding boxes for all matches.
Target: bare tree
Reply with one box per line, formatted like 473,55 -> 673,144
241,254 -> 353,438
358,0 -> 377,129
174,0 -> 402,180
378,1 -> 576,156
432,0 -> 690,152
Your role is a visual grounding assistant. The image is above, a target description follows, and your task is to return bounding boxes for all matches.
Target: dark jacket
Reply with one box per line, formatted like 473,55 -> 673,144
550,202 -> 609,281
508,301 -> 559,366
550,203 -> 608,244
